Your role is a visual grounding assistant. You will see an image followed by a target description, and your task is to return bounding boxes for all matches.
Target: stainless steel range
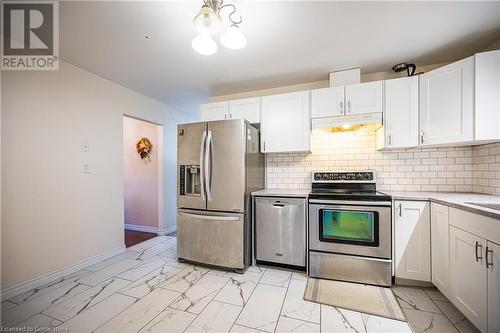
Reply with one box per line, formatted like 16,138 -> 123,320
308,171 -> 392,286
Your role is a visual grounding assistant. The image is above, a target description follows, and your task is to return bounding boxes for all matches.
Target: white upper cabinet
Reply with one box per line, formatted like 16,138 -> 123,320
311,86 -> 345,118
260,91 -> 311,153
431,203 -> 450,298
344,81 -> 383,115
200,101 -> 229,121
378,76 -> 419,149
475,50 -> 500,141
200,98 -> 261,123
394,200 -> 431,282
228,97 -> 261,123
420,56 -> 474,145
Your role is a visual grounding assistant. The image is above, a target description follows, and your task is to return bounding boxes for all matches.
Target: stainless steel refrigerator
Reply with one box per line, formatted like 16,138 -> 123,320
177,119 -> 264,272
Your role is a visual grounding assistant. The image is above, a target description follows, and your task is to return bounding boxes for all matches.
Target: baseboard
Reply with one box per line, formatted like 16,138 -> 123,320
1,245 -> 125,301
124,223 -> 158,234
395,277 -> 434,288
157,225 -> 176,236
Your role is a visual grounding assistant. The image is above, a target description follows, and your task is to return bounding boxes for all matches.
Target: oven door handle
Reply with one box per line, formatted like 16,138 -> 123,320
308,199 -> 392,206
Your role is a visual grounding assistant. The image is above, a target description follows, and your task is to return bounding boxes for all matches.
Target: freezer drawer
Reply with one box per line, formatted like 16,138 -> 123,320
177,209 -> 245,270
255,197 -> 306,267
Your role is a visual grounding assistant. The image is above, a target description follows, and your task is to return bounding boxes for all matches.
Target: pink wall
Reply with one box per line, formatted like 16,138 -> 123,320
123,116 -> 158,229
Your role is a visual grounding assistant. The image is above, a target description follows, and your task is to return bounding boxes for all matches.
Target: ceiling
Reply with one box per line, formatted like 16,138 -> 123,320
60,1 -> 500,115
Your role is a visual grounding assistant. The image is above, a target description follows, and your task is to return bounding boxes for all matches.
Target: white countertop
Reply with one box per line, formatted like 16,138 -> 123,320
381,191 -> 500,220
251,189 -> 310,198
252,189 -> 500,219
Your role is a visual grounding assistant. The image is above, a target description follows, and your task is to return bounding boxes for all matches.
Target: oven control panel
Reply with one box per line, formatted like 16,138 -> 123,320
312,171 -> 375,183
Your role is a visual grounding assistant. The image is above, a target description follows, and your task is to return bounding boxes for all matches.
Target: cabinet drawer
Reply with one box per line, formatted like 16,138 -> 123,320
255,197 -> 306,267
449,207 -> 500,245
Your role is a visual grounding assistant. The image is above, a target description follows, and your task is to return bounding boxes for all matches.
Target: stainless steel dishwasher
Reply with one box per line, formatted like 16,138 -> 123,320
255,197 -> 306,267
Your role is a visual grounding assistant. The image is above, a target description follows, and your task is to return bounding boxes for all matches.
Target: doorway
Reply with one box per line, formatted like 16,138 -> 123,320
123,115 -> 164,247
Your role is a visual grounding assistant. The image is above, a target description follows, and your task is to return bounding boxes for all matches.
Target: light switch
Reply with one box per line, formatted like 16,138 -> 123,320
81,142 -> 89,152
82,163 -> 91,173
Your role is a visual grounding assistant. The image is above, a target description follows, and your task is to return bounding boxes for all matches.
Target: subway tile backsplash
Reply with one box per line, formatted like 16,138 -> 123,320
472,142 -> 500,195
265,125 -> 500,195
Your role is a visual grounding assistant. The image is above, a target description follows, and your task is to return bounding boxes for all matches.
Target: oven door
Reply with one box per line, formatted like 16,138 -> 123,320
309,200 -> 391,259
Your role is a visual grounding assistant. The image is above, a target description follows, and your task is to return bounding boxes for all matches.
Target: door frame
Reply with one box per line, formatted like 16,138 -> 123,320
123,114 -> 165,236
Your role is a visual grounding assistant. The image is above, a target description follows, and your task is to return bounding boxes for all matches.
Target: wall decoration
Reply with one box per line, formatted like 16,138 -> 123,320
136,137 -> 153,161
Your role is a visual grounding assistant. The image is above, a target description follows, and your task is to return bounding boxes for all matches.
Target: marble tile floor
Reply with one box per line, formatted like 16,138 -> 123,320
0,236 -> 478,333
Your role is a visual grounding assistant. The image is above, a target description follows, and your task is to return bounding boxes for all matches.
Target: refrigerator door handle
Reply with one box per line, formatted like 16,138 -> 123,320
205,130 -> 213,201
200,130 -> 207,200
178,211 -> 241,221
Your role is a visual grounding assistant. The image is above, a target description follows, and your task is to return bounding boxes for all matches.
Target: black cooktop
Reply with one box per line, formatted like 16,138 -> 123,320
309,171 -> 391,202
309,189 -> 391,201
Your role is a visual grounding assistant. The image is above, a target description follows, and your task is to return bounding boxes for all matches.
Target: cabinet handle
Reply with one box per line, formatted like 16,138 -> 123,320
398,203 -> 402,217
486,247 -> 494,268
263,142 -> 266,151
225,114 -> 227,120
347,101 -> 352,113
230,113 -> 232,119
476,241 -> 483,262
388,135 -> 392,146
340,101 -> 344,115
420,131 -> 424,144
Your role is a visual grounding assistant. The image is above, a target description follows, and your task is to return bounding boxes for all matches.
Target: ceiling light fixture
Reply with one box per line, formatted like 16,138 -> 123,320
192,33 -> 218,55
192,0 -> 245,55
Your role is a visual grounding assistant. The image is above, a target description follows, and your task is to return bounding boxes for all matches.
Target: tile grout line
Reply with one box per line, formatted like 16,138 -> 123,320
272,273 -> 292,333
422,287 -> 468,333
178,271 -> 237,333
228,267 -> 266,333
59,239 -> 174,331
181,273 -> 233,330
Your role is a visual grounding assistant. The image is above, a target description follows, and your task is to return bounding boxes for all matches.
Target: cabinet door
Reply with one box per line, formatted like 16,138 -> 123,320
431,203 -> 450,298
487,241 -> 500,333
420,56 -> 474,145
344,81 -> 383,115
475,50 -> 500,141
229,97 -> 260,123
394,200 -> 431,281
200,102 -> 229,121
311,86 -> 345,118
449,226 -> 487,332
384,77 -> 419,148
260,91 -> 310,153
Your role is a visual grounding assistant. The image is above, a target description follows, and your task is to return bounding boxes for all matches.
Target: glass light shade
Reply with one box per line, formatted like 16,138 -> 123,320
192,33 -> 217,55
220,25 -> 247,50
193,5 -> 223,34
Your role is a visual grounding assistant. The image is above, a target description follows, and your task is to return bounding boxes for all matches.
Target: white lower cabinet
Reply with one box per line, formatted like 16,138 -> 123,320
431,203 -> 450,297
394,200 -> 431,282
487,241 -> 500,333
449,226 -> 487,332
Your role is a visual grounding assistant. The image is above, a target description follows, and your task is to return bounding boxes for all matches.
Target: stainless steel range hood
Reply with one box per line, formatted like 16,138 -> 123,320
311,112 -> 382,131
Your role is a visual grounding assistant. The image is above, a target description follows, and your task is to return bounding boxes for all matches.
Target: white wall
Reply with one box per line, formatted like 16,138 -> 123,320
123,116 -> 159,230
209,63 -> 445,102
1,60 -> 196,289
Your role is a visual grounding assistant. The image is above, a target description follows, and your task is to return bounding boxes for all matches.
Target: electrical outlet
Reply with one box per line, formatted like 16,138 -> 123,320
81,163 -> 91,173
81,142 -> 89,152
